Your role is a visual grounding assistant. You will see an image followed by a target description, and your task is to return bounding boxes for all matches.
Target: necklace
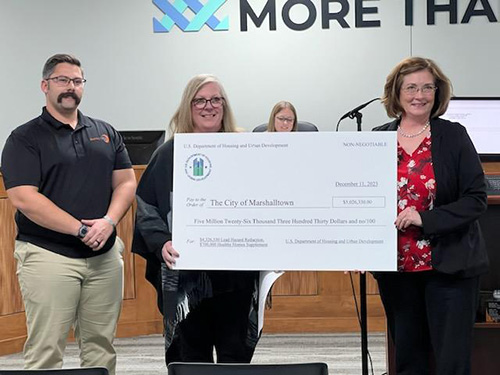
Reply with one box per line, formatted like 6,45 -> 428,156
398,121 -> 430,138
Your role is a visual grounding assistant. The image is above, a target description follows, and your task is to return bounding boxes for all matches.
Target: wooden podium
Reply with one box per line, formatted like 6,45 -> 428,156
0,166 -> 386,356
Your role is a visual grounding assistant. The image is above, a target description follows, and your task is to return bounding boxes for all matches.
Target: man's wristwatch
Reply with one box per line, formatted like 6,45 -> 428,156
77,224 -> 89,239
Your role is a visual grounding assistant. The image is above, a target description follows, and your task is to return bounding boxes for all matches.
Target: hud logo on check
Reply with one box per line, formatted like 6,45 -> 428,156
185,154 -> 212,181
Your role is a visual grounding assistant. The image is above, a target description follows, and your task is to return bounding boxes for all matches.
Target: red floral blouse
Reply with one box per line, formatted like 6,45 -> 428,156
397,134 -> 436,272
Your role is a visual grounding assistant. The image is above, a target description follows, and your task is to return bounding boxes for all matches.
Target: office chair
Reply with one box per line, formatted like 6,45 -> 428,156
252,121 -> 319,132
167,362 -> 328,375
0,368 -> 109,375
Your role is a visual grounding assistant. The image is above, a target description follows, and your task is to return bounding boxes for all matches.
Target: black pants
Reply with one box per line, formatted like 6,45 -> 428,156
165,289 -> 255,364
377,271 -> 479,375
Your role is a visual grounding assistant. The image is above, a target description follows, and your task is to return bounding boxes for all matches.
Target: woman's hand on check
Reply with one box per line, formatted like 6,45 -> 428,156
162,241 -> 179,269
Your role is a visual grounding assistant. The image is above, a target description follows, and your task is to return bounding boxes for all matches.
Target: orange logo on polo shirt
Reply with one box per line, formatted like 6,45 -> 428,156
89,134 -> 110,143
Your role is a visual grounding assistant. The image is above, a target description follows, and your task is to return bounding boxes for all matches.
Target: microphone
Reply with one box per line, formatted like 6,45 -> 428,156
336,98 -> 380,132
339,98 -> 380,121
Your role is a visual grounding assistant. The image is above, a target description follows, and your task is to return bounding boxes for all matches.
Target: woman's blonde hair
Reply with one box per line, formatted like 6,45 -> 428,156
169,74 -> 237,135
382,57 -> 452,119
267,101 -> 298,132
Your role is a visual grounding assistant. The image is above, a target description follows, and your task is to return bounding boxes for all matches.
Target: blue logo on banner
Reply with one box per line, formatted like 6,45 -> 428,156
153,0 -> 229,32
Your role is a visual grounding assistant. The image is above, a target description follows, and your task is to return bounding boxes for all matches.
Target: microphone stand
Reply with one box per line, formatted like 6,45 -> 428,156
336,105 -> 371,375
354,109 -> 368,375
336,97 -> 379,132
355,109 -> 369,375
360,272 -> 368,375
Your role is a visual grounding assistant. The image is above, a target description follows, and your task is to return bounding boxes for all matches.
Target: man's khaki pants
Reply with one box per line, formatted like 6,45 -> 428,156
14,239 -> 124,375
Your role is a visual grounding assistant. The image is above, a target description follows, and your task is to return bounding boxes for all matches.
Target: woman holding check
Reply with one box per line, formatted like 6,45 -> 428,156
132,74 -> 260,365
373,57 -> 488,375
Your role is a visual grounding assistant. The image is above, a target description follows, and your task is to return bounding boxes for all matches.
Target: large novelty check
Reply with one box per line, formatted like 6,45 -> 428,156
172,131 -> 397,271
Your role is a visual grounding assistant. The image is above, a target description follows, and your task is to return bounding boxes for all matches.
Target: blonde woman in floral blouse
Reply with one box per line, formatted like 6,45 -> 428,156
373,57 -> 488,375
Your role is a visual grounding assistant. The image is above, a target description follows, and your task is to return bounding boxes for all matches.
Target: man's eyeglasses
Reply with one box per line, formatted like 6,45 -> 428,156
401,84 -> 437,95
192,97 -> 225,109
276,116 -> 294,124
46,76 -> 86,87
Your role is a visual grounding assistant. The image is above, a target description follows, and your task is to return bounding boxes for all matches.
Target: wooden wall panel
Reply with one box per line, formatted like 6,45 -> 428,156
0,170 -> 388,356
0,312 -> 27,356
116,255 -> 163,338
10,163 -> 498,354
265,271 -> 386,333
272,270 -> 378,297
366,273 -> 380,294
272,272 -> 318,296
117,208 -> 135,300
483,162 -> 500,174
0,199 -> 23,315
0,177 -> 6,198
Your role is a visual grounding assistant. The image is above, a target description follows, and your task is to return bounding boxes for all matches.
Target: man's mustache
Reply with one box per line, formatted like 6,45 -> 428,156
57,92 -> 81,105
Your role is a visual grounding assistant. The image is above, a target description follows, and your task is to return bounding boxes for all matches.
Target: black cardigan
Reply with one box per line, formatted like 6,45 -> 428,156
132,138 -> 260,350
132,138 -> 257,303
373,117 -> 488,277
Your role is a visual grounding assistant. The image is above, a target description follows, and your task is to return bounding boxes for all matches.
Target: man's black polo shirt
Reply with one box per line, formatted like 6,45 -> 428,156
1,107 -> 132,258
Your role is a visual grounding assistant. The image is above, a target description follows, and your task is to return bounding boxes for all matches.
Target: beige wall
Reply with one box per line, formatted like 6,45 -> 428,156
1,1 -> 500,151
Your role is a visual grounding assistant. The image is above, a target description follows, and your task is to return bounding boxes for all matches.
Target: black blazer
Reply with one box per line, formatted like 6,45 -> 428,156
373,117 -> 488,277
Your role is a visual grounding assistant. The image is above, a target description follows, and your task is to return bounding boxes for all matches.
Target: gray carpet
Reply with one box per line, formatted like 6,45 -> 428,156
0,333 -> 387,375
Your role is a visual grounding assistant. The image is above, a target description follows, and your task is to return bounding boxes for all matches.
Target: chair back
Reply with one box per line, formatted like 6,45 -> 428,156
167,362 -> 328,375
0,368 -> 109,375
252,121 -> 318,132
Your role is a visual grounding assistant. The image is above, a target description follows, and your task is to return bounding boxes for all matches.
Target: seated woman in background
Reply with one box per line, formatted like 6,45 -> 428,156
267,101 -> 297,132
